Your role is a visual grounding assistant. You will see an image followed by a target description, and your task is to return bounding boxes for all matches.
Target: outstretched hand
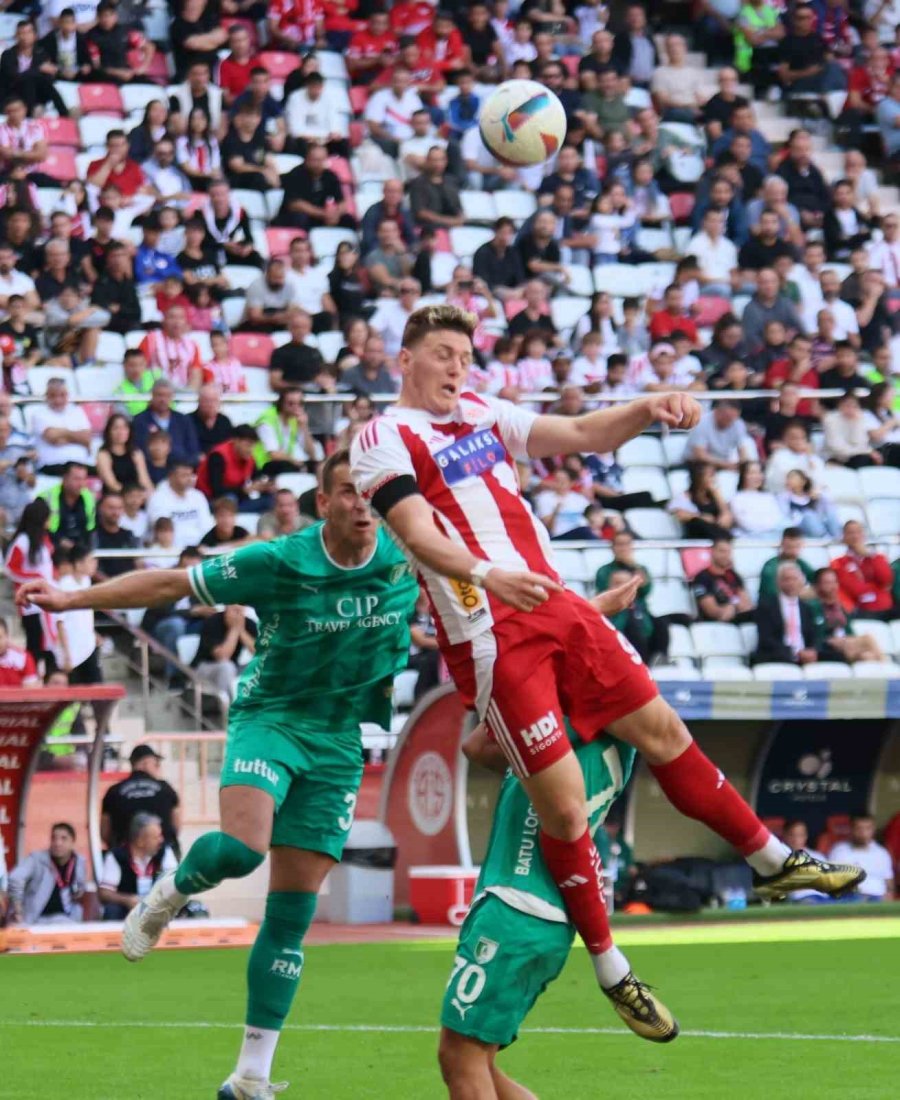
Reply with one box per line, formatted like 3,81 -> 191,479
483,568 -> 564,612
590,573 -> 642,618
14,579 -> 68,612
645,392 -> 703,430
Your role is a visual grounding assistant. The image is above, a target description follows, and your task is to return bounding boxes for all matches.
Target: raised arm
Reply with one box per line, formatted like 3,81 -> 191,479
526,392 -> 701,459
16,570 -> 191,613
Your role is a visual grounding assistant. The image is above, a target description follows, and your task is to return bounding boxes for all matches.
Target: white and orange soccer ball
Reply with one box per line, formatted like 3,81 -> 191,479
478,79 -> 568,167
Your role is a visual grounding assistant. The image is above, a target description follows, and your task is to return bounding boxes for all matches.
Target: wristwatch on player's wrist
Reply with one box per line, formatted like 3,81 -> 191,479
470,560 -> 495,589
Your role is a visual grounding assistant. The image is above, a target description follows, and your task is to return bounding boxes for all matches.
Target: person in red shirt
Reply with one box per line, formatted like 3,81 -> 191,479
831,519 -> 896,619
372,36 -> 445,97
0,616 -> 39,687
86,130 -> 148,202
267,0 -> 324,52
647,285 -> 700,345
218,24 -> 259,107
347,10 -> 398,84
763,334 -> 819,418
842,47 -> 894,146
390,0 -> 436,38
416,10 -> 467,76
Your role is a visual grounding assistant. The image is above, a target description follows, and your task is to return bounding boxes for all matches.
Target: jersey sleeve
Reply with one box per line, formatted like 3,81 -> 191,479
187,541 -> 277,608
350,418 -> 418,506
482,395 -> 538,461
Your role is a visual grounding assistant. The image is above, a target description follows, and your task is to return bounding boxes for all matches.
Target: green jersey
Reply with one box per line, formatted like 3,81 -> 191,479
758,554 -> 815,601
476,735 -> 635,924
187,523 -> 418,733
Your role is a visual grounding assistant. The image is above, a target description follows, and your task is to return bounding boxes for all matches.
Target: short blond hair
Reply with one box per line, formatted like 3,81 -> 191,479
401,304 -> 477,350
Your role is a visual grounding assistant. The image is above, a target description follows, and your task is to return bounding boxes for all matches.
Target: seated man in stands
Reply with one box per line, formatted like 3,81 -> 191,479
258,487 -> 308,541
831,520 -> 895,621
812,567 -> 886,665
7,822 -> 86,925
693,536 -> 756,624
195,425 -> 274,513
99,812 -> 178,921
595,532 -> 668,662
758,527 -> 815,601
192,603 -> 257,707
752,561 -> 820,666
829,815 -> 895,902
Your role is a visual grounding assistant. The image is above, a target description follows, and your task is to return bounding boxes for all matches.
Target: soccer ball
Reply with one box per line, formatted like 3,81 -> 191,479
478,80 -> 568,167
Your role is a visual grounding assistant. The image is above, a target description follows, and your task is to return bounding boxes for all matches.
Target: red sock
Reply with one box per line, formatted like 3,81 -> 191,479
539,828 -> 612,954
649,741 -> 769,856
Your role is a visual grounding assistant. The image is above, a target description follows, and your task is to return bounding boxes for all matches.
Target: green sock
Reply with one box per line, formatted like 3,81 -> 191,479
246,891 -> 318,1030
174,831 -> 265,895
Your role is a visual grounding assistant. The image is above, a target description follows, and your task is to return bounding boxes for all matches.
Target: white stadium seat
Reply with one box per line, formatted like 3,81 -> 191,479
691,622 -> 745,659
849,619 -> 895,655
176,635 -> 201,666
449,226 -> 494,259
553,549 -> 592,583
224,265 -> 262,291
550,296 -> 591,333
802,662 -> 853,680
393,669 -> 419,709
76,365 -> 124,397
618,435 -> 666,467
852,661 -> 900,679
752,663 -> 803,681
492,191 -> 536,224
859,467 -> 900,500
648,580 -> 695,620
458,191 -> 496,223
819,465 -> 862,503
28,367 -> 76,397
622,467 -> 670,502
653,665 -> 701,681
96,331 -> 126,364
624,509 -> 681,539
866,500 -> 900,538
276,472 -> 319,496
667,624 -> 696,660
309,227 -> 358,259
703,665 -> 754,682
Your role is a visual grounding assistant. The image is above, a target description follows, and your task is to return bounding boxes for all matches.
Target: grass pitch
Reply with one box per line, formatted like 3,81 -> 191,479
2,917 -> 899,1100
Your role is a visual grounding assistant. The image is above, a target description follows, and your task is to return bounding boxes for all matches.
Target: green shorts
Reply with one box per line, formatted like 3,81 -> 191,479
222,714 -> 364,861
440,893 -> 574,1048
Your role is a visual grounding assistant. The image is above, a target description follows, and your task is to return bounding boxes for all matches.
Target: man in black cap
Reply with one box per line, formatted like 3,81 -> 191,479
101,744 -> 181,856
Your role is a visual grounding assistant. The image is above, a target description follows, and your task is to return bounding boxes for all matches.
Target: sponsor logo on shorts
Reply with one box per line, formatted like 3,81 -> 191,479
475,937 -> 498,964
270,959 -> 302,979
449,577 -> 487,623
232,757 -> 280,786
519,711 -> 560,750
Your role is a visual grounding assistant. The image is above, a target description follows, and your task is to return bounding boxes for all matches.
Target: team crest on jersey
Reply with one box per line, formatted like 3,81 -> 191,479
389,563 -> 409,585
434,429 -> 503,486
475,937 -> 498,963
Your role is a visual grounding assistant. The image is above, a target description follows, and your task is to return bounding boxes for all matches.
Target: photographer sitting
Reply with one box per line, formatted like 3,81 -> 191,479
7,823 -> 86,924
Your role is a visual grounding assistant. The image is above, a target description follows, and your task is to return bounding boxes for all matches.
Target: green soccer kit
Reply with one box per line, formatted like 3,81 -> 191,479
187,523 -> 418,858
441,735 -> 635,1047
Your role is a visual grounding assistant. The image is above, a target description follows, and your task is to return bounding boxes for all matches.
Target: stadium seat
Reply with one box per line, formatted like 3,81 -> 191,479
238,513 -> 261,535
176,635 -> 201,666
733,546 -> 775,579
459,191 -> 497,223
752,663 -> 803,681
636,226 -> 672,254
653,665 -> 701,681
667,624 -> 696,660
553,549 -> 592,583
37,148 -> 78,183
852,661 -> 900,679
622,466 -> 670,502
582,547 -> 614,580
41,117 -> 80,148
259,50 -> 301,81
316,331 -> 344,364
28,366 -> 76,396
701,654 -> 747,670
349,86 -> 369,114
430,252 -> 458,289
78,83 -> 125,116
859,466 -> 900,499
631,546 -> 668,579
819,465 -> 862,503
393,669 -> 420,710
618,435 -> 666,467
692,296 -> 731,327
79,115 -> 123,151
232,188 -> 268,223
739,622 -> 758,655
593,264 -> 649,298
891,620 -> 900,656
550,295 -> 591,333
223,265 -> 262,292
661,432 -> 688,467
96,331 -> 126,364
266,227 -> 305,257
221,297 -> 246,330
492,191 -> 536,225
837,503 -> 866,527
802,662 -> 852,680
243,369 -> 275,398
703,665 -> 754,682
449,225 -> 493,259
849,619 -> 895,655
691,622 -> 745,659
648,579 -> 695,619
668,192 -> 695,224
625,508 -> 681,539
229,333 -> 275,368
563,263 -> 594,298
680,547 -> 711,580
866,500 -> 900,538
140,299 -> 163,326
317,51 -> 349,82
75,364 -> 124,397
276,472 -> 319,495
624,86 -> 652,110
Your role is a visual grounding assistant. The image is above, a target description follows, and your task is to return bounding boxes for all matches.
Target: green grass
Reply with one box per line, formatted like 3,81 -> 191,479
2,920 -> 900,1099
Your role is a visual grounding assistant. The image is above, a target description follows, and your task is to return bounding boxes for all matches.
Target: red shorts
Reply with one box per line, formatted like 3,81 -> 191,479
444,589 -> 658,778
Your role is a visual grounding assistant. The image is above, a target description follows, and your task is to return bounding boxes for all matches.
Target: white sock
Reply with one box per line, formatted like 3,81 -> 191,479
746,834 -> 792,877
592,945 -> 632,990
159,874 -> 188,906
236,1026 -> 281,1081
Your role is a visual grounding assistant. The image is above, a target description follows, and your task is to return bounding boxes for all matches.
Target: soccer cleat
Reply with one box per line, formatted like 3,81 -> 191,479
603,972 -> 679,1043
217,1073 -> 288,1099
121,870 -> 184,962
752,849 -> 866,901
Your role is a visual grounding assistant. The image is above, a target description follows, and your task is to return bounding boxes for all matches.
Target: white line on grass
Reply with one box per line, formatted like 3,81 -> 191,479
4,1021 -> 900,1044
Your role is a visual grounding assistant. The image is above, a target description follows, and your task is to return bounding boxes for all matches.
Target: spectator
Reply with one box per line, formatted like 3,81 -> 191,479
39,9 -> 92,82
813,567 -> 887,665
612,4 -> 658,88
266,0 -> 321,53
139,306 -> 202,391
0,242 -> 38,313
693,536 -> 755,623
752,561 -> 820,666
217,24 -> 257,108
876,68 -> 900,168
258,487 -> 305,540
651,33 -> 708,123
739,209 -> 798,276
241,260 -> 298,333
829,817 -> 895,901
147,459 -> 212,550
276,142 -> 354,230
360,178 -> 415,254
364,65 -> 423,158
92,493 -> 139,579
777,469 -> 842,539
201,332 -> 245,395
118,484 -> 148,543
824,180 -> 873,263
741,268 -> 803,352
669,462 -> 734,540
202,180 -> 262,267
701,314 -> 752,376
254,389 -> 323,476
200,497 -> 250,548
142,139 -> 193,207
648,285 -> 700,346
0,452 -> 36,536
39,462 -> 95,551
0,18 -> 69,117
346,11 -> 398,86
400,108 -> 447,182
856,270 -> 893,356
408,145 -> 464,230
776,5 -> 847,101
28,378 -> 92,475
831,519 -> 895,620
0,94 -> 48,183
765,419 -> 827,488
188,382 -> 234,457
687,209 -> 739,294
731,459 -> 788,538
776,129 -> 831,232
171,0 -> 226,83
5,498 -> 55,670
866,214 -> 900,289
684,401 -> 757,471
133,214 -> 182,290
533,468 -> 591,537
364,220 -> 414,297
43,283 -> 110,370
342,335 -> 398,404
87,0 -> 155,84
193,603 -> 257,703
91,243 -> 141,335
141,544 -> 209,687
51,545 -> 102,682
595,531 -> 668,661
229,67 -> 285,154
780,820 -> 831,902
863,382 -> 900,466
823,393 -> 881,468
220,103 -> 280,192
285,72 -> 349,157
195,424 -> 272,511
7,823 -> 86,925
759,528 -> 816,600
99,812 -> 178,920
96,413 -> 153,496
112,350 -> 160,420
86,129 -> 150,206
0,614 -> 38,686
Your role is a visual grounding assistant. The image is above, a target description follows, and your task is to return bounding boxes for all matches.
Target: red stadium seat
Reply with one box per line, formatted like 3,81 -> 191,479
82,402 -> 113,434
328,156 -> 354,184
562,55 -> 579,77
668,192 -> 695,224
266,227 -> 306,256
349,121 -> 366,148
37,147 -> 78,182
816,831 -> 836,856
41,117 -> 80,147
504,298 -> 527,321
78,83 -> 125,116
230,333 -> 275,367
184,193 -> 208,217
693,296 -> 731,327
826,814 -> 851,839
141,52 -> 171,85
259,50 -> 301,81
432,228 -> 452,253
349,86 -> 369,115
680,547 -> 711,581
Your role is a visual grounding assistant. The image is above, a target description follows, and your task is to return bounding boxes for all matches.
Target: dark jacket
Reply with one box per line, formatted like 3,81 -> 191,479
611,31 -> 658,79
132,408 -> 201,468
39,28 -> 92,72
752,595 -> 819,665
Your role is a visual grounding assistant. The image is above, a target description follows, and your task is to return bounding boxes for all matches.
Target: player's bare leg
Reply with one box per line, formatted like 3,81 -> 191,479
219,847 -> 336,1100
122,786 -> 273,962
439,1028 -> 501,1100
489,1057 -> 539,1100
607,697 -> 865,898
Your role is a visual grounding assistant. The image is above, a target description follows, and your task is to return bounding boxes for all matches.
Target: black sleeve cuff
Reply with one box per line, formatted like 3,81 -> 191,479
371,475 -> 421,518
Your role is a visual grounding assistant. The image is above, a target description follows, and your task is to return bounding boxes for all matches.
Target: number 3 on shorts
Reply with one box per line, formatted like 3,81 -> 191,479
337,791 -> 357,832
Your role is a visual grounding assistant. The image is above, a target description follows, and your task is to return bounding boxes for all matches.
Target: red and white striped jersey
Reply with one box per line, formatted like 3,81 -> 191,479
351,392 -> 560,645
0,644 -> 37,687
